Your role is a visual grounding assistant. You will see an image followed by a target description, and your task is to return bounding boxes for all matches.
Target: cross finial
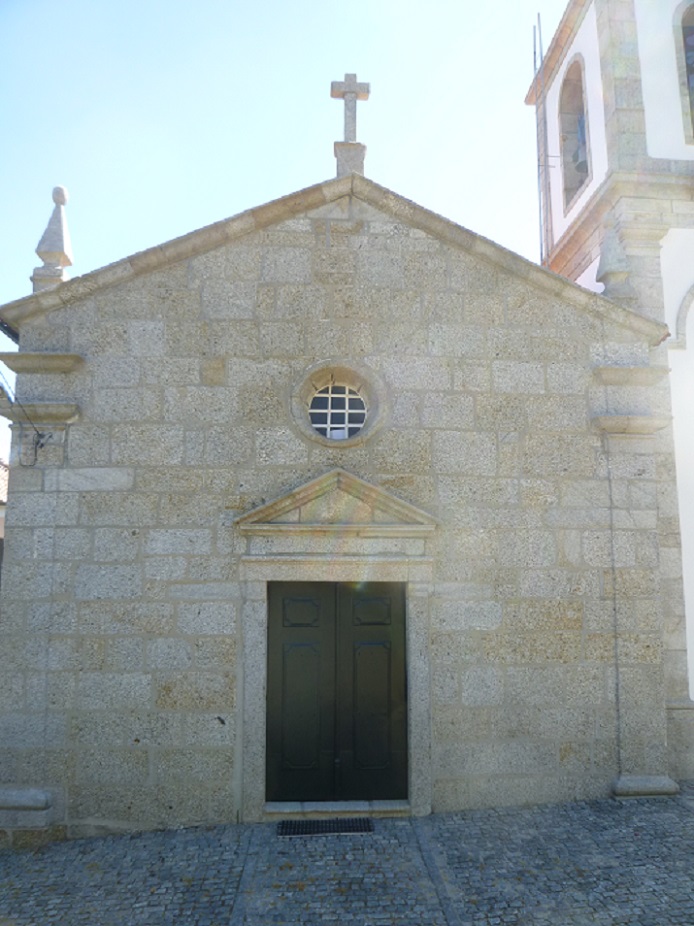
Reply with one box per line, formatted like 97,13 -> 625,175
330,73 -> 370,178
331,73 -> 370,143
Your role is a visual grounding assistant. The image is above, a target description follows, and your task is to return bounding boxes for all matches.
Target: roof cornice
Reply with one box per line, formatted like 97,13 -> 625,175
0,172 -> 667,346
526,0 -> 589,105
0,175 -> 354,326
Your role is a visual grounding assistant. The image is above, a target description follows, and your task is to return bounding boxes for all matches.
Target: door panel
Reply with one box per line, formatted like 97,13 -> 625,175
281,642 -> 321,769
267,583 -> 336,802
353,641 -> 391,768
336,583 -> 407,800
266,581 -> 407,802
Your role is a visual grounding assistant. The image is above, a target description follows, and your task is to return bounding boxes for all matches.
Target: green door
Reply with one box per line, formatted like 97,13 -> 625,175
266,582 -> 407,802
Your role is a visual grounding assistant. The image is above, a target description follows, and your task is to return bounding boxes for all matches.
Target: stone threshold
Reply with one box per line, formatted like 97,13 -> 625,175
264,800 -> 410,819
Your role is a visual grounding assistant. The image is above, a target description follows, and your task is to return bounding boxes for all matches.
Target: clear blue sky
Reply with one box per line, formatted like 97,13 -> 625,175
0,0 -> 569,455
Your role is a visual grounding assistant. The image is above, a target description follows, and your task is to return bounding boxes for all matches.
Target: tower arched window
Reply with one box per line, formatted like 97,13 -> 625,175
681,4 -> 694,133
559,59 -> 591,210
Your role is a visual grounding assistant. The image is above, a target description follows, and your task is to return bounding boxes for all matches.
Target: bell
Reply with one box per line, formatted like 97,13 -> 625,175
573,114 -> 588,173
573,144 -> 588,174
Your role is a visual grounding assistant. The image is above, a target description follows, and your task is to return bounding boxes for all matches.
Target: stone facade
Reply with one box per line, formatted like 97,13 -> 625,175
0,174 -> 689,840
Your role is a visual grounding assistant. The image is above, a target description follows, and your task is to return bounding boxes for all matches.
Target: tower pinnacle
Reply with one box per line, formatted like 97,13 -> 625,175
31,186 -> 73,293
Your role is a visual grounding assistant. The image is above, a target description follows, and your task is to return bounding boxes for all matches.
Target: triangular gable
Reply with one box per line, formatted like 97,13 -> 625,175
235,469 -> 437,538
0,174 -> 667,345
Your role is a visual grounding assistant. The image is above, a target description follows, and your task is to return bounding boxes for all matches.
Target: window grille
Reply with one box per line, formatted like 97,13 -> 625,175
309,384 -> 367,440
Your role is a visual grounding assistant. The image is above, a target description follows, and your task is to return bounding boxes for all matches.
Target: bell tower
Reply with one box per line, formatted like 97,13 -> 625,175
527,0 -> 694,313
528,0 -> 694,753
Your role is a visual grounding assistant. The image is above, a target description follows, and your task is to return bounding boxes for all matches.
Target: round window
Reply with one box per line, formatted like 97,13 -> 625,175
309,384 -> 367,440
291,360 -> 388,448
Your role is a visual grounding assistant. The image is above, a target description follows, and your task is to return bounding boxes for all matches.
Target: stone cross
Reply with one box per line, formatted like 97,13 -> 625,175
331,73 -> 370,143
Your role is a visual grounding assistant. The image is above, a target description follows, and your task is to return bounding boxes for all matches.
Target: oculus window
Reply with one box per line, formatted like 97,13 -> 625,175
309,384 -> 367,440
291,360 -> 388,447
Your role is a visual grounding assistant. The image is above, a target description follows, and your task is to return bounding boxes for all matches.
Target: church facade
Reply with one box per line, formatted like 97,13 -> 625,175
1,1 -> 693,841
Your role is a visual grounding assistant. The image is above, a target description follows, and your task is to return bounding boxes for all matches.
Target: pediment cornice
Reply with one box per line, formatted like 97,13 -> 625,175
0,175 -> 667,345
234,469 -> 437,539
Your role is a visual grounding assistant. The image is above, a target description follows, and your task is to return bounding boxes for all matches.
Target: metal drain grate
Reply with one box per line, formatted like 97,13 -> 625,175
277,818 -> 374,837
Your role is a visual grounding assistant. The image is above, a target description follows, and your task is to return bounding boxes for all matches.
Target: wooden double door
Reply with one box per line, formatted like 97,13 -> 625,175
266,582 -> 407,802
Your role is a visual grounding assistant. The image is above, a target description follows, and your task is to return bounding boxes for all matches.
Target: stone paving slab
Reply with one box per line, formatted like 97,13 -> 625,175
2,791 -> 694,925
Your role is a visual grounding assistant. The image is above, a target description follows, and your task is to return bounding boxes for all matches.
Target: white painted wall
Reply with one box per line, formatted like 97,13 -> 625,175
545,2 -> 609,245
661,228 -> 694,335
662,229 -> 694,694
670,332 -> 694,696
574,255 -> 603,292
635,0 -> 694,160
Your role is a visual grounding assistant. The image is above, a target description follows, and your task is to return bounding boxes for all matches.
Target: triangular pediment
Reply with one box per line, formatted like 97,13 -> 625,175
0,174 -> 666,345
235,469 -> 437,538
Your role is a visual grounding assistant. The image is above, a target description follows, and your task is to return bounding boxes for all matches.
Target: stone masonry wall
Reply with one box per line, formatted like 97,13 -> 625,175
0,189 -> 681,835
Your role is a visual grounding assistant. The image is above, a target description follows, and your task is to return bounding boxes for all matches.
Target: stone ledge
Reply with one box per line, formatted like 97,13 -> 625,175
592,366 -> 669,386
612,775 -> 680,798
592,415 -> 670,434
239,554 -> 435,565
0,787 -> 51,810
0,352 -> 84,374
0,397 -> 80,424
0,788 -> 53,830
240,523 -> 435,537
667,699 -> 694,710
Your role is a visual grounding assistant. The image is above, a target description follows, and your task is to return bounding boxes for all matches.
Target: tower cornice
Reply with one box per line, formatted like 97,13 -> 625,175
526,0 -> 591,105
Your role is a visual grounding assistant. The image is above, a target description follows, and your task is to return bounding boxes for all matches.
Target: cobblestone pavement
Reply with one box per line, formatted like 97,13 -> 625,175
3,790 -> 694,925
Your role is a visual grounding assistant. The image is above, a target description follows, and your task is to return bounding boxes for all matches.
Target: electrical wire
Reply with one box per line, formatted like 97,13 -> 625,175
0,365 -> 51,465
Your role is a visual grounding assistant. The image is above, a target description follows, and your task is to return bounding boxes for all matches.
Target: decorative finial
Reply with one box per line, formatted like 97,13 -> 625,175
331,73 -> 370,178
31,185 -> 73,293
596,217 -> 637,306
